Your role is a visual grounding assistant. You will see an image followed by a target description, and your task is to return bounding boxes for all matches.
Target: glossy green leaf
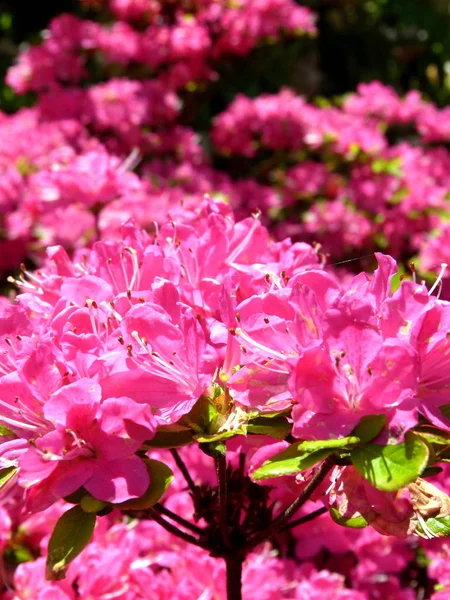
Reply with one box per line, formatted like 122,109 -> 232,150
0,466 -> 18,491
195,427 -> 246,443
422,466 -> 443,478
413,426 -> 450,446
183,394 -> 224,434
80,496 -> 108,514
352,414 -> 386,443
329,507 -> 369,529
116,459 -> 174,510
247,416 -> 292,439
63,487 -> 88,505
248,408 -> 291,420
46,506 -> 96,580
199,440 -> 226,458
351,433 -> 429,492
416,514 -> 450,539
252,448 -> 332,480
252,436 -> 360,481
297,436 -> 361,452
144,426 -> 195,448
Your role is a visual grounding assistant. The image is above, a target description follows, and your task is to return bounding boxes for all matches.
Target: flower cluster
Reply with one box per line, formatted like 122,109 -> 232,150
3,1 -> 450,598
211,85 -> 450,282
7,3 -> 315,95
1,199 -> 450,597
2,0 -> 450,291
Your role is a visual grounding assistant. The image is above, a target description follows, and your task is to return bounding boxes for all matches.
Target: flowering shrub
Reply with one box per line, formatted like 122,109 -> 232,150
1,198 -> 450,599
2,2 -> 450,600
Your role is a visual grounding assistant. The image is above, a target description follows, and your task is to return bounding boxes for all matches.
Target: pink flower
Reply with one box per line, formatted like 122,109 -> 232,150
290,318 -> 418,439
7,557 -> 75,600
18,379 -> 155,510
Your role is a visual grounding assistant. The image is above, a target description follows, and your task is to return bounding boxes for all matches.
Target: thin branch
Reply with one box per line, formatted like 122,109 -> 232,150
170,448 -> 198,495
216,453 -> 232,549
153,503 -> 204,535
243,457 -> 334,552
279,506 -> 327,532
147,507 -> 210,550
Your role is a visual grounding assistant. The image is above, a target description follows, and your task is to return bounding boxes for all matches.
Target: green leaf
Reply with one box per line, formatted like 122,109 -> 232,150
416,514 -> 450,538
248,408 -> 291,420
199,441 -> 226,458
352,414 -> 386,443
116,459 -> 174,510
80,496 -> 108,514
350,433 -> 430,492
181,393 -> 227,435
414,426 -> 450,446
195,427 -> 246,443
252,448 -> 332,481
422,466 -> 443,478
247,416 -> 292,439
329,507 -> 369,529
46,506 -> 96,580
144,425 -> 194,448
252,436 -> 361,481
0,466 -> 18,491
63,487 -> 88,505
295,436 -> 361,452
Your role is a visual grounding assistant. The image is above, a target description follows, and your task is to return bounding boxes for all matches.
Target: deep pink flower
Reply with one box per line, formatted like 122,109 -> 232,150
18,379 -> 155,510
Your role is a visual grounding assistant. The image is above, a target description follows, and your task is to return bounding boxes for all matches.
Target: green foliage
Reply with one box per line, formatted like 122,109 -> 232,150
252,436 -> 360,480
351,414 -> 386,444
246,415 -> 292,439
144,425 -> 195,449
0,466 -> 17,490
46,505 -> 96,580
329,507 -> 369,529
350,433 -> 430,492
416,514 -> 450,539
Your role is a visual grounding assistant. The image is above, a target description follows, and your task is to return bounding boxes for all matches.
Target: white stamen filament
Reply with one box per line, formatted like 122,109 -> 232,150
124,247 -> 141,291
86,299 -> 100,338
226,217 -> 260,265
235,328 -> 287,361
0,414 -> 39,432
428,263 -> 448,296
119,147 -> 141,173
130,331 -> 196,390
